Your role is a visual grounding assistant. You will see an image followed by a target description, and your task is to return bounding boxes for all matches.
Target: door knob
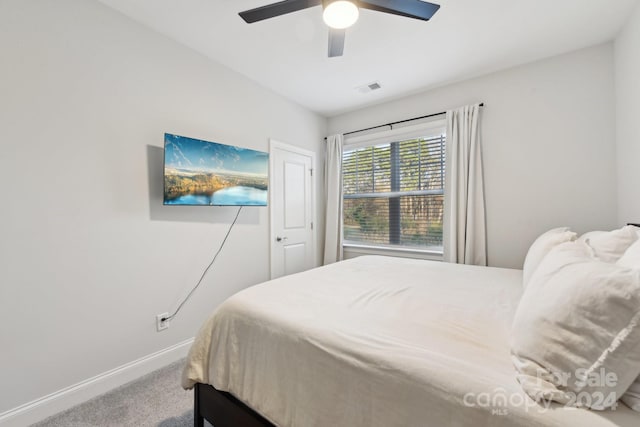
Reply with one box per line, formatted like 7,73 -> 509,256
276,236 -> 288,242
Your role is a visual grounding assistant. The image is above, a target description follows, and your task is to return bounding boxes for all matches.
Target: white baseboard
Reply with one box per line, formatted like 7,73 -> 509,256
0,338 -> 194,427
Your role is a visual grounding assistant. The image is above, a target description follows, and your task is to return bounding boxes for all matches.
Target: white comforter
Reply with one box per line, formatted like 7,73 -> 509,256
182,255 -> 639,427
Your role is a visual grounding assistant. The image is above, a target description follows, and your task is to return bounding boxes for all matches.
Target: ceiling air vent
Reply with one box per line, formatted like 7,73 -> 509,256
356,81 -> 382,94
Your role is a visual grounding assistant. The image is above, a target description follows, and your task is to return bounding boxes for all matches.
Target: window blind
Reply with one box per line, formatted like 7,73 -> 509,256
343,133 -> 445,250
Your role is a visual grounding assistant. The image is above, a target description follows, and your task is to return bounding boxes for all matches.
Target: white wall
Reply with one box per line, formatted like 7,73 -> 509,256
0,0 -> 325,418
615,2 -> 640,224
329,44 -> 619,269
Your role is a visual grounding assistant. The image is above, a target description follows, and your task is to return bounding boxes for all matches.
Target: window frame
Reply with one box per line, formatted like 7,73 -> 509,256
342,118 -> 447,260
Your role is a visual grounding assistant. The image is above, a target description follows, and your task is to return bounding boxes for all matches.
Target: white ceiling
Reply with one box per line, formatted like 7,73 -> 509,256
98,0 -> 638,117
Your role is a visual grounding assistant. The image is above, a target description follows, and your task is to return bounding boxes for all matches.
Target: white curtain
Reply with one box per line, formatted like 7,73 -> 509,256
323,134 -> 344,265
443,104 -> 487,266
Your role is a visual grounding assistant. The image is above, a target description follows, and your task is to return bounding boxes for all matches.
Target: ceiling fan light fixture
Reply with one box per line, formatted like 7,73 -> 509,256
323,0 -> 359,29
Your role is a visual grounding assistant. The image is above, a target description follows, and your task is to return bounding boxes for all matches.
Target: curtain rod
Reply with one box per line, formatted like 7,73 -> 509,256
325,103 -> 484,140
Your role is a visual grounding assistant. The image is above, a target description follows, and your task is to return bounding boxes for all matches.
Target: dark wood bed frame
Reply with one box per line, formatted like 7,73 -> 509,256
194,382 -> 274,427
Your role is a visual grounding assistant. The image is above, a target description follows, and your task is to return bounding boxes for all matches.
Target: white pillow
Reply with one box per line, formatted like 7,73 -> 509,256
618,239 -> 640,269
582,225 -> 638,263
522,227 -> 576,288
618,238 -> 640,412
511,240 -> 640,410
622,377 -> 640,411
577,230 -> 607,243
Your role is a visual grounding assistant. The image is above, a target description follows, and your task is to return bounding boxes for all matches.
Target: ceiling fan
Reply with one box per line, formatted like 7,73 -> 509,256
238,0 -> 440,57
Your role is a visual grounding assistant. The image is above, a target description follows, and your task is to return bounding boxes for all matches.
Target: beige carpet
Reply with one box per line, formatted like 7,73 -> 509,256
33,359 -> 211,427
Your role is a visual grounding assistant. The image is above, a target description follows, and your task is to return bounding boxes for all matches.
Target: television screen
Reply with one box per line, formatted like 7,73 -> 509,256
163,133 -> 268,206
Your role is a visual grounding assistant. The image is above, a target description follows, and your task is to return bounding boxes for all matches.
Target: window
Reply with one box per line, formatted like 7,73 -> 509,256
342,121 -> 445,253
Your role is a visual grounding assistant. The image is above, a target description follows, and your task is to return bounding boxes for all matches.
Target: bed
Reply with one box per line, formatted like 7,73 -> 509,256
182,255 -> 640,426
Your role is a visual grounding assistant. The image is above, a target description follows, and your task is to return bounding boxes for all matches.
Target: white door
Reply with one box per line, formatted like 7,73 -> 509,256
270,140 -> 316,279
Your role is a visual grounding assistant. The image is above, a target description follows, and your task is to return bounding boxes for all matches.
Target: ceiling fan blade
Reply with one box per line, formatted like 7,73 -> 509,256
358,0 -> 440,21
239,0 -> 322,23
328,28 -> 345,57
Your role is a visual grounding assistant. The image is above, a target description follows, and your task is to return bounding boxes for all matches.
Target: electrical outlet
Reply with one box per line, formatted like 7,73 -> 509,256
156,313 -> 169,332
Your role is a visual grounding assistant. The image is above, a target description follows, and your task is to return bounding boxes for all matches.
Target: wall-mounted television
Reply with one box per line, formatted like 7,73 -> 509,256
163,133 -> 269,206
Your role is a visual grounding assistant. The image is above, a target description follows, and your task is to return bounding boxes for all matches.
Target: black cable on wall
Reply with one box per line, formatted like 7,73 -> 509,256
162,206 -> 243,323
